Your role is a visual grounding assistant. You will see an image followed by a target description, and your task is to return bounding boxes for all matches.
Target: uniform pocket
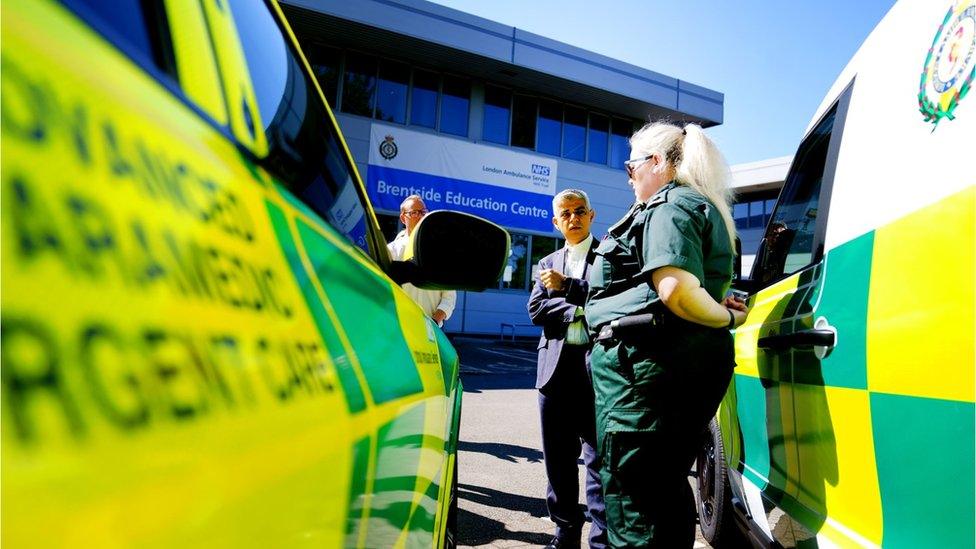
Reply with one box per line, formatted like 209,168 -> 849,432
603,418 -> 655,544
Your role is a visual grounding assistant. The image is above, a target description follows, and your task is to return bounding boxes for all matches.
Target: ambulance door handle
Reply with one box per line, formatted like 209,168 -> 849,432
758,317 -> 837,359
757,329 -> 834,349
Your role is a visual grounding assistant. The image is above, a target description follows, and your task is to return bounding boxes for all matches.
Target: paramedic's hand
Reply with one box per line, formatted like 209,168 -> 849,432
540,268 -> 567,291
432,309 -> 448,326
723,295 -> 749,328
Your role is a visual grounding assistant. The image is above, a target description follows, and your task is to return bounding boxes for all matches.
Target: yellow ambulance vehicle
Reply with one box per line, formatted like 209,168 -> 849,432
1,0 -> 509,546
695,0 -> 975,547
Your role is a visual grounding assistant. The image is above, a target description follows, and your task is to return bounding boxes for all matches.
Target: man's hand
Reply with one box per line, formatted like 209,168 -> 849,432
539,268 -> 567,291
432,309 -> 448,326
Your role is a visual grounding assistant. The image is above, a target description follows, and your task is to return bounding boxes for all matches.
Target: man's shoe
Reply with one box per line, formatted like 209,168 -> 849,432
545,536 -> 581,549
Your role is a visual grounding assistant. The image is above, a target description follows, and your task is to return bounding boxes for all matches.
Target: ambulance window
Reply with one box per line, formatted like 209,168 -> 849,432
61,0 -> 178,81
228,0 -> 373,254
752,106 -> 836,285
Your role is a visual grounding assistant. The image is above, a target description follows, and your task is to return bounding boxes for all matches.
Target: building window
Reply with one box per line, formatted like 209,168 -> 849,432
529,235 -> 560,284
733,196 -> 780,230
501,233 -> 530,290
375,59 -> 409,123
439,75 -> 470,136
480,85 -> 638,167
511,95 -> 538,149
609,118 -> 632,169
483,85 -> 511,144
494,233 -> 563,291
587,113 -> 609,164
341,51 -> 376,116
308,45 -> 341,108
734,202 -> 749,229
562,106 -> 586,161
410,68 -> 439,129
376,213 -> 400,243
748,200 -> 764,228
537,100 -> 562,156
765,198 -> 776,226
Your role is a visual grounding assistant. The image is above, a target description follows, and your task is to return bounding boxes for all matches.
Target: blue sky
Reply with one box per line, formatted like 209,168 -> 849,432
428,0 -> 897,165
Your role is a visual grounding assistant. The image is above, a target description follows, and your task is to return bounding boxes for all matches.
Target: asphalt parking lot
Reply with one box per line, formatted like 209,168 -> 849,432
452,336 -> 713,549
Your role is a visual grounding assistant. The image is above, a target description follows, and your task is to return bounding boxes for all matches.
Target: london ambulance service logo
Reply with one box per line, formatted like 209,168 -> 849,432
379,134 -> 398,160
919,0 -> 975,127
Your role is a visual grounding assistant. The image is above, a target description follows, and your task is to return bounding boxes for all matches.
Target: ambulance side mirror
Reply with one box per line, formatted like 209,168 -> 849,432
389,211 -> 511,291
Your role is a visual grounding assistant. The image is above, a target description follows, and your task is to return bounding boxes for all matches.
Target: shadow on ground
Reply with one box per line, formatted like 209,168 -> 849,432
460,371 -> 535,393
458,483 -> 552,547
458,440 -> 543,463
453,337 -> 539,392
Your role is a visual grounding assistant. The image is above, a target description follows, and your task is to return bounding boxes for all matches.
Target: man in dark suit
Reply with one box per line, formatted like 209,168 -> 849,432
527,189 -> 606,549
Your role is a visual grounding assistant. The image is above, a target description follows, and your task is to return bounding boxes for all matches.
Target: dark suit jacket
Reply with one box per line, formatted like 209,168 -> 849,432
527,238 -> 598,390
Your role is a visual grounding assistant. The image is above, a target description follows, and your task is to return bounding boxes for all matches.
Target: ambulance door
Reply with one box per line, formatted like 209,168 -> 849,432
215,1 -> 453,546
731,87 -> 852,545
764,82 -> 882,545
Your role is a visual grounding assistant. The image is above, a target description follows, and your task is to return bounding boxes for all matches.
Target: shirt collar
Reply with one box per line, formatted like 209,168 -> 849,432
565,233 -> 593,255
642,180 -> 679,205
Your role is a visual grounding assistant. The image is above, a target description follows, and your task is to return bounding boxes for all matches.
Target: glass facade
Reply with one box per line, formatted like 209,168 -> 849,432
529,235 -> 559,285
307,47 -> 639,170
308,45 -> 340,107
483,85 -> 511,144
587,113 -> 609,164
511,95 -> 537,149
562,106 -> 586,161
375,60 -> 409,123
439,75 -> 470,136
609,118 -> 632,169
341,52 -> 376,116
313,49 -> 473,135
734,195 -> 779,230
537,99 -> 562,156
410,68 -> 438,128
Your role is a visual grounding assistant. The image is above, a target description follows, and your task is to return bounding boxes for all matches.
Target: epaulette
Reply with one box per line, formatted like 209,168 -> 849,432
647,188 -> 670,208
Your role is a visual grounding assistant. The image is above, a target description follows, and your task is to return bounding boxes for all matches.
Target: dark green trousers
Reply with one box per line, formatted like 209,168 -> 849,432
591,325 -> 734,548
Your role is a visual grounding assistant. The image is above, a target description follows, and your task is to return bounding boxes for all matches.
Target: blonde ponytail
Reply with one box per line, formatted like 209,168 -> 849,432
630,122 -> 736,247
674,124 -> 737,248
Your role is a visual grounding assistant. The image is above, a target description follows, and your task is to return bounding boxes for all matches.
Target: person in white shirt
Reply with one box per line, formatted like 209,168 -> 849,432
387,195 -> 456,327
526,189 -> 606,549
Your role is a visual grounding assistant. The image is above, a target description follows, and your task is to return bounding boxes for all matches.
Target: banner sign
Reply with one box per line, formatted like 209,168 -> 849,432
366,124 -> 557,232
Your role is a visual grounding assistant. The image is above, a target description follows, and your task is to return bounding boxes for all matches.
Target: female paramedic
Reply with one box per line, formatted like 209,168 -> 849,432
584,122 -> 749,548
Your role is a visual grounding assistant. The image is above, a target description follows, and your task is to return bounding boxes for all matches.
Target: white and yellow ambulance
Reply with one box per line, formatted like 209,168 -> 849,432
0,0 -> 508,546
696,0 -> 975,546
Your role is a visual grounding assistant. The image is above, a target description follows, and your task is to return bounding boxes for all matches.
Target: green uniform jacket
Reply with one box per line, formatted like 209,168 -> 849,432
585,181 -> 733,333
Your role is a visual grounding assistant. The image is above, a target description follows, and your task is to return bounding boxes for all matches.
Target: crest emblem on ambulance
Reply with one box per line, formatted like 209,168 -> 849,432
918,0 -> 975,127
379,134 -> 399,160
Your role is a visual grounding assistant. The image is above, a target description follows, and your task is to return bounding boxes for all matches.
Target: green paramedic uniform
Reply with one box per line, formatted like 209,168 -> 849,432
584,181 -> 736,548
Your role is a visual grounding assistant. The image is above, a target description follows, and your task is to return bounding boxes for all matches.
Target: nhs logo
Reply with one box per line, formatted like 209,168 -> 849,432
531,164 -> 551,176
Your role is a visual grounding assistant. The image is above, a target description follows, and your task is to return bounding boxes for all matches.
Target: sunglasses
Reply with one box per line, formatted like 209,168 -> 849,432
624,154 -> 655,177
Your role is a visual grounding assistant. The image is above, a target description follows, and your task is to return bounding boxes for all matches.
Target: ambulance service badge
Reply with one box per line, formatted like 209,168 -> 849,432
919,0 -> 975,126
379,134 -> 398,160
